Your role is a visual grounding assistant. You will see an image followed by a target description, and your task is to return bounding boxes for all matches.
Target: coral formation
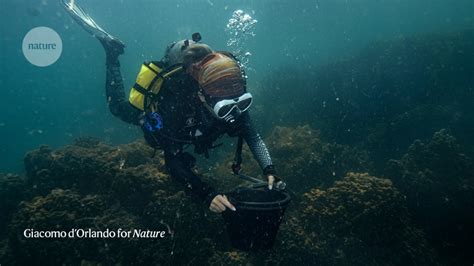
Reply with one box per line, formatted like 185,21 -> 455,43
1,139 -> 227,265
0,174 -> 26,238
271,173 -> 436,266
208,250 -> 254,265
386,129 -> 474,265
0,134 -> 439,265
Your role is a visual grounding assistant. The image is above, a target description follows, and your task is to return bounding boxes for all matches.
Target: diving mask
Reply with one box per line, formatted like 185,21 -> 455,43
213,92 -> 253,120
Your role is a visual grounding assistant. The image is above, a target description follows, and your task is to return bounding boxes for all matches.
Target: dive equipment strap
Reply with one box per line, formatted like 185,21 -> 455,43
129,62 -> 184,111
232,136 -> 244,174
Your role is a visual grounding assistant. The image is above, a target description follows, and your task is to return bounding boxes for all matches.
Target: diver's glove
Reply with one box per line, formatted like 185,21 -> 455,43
263,165 -> 286,190
266,175 -> 286,190
263,165 -> 276,176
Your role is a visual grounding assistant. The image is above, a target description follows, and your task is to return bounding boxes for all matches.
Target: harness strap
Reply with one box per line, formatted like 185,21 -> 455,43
143,64 -> 184,112
232,136 -> 244,174
133,83 -> 149,95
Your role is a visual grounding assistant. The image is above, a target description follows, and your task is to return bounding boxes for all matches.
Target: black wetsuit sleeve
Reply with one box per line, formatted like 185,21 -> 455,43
240,112 -> 276,176
164,146 -> 218,206
105,56 -> 141,125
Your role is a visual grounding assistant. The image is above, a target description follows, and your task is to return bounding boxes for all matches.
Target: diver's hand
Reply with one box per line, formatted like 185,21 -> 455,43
267,175 -> 286,190
267,175 -> 275,190
209,195 -> 236,213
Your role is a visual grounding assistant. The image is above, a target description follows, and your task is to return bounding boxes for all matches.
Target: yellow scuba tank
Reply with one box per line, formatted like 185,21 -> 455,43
129,62 -> 183,111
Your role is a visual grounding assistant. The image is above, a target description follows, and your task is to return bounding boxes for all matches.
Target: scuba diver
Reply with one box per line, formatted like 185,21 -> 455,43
62,1 -> 283,213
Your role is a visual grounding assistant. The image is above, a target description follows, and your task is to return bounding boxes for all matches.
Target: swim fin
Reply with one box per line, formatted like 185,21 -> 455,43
61,0 -> 125,55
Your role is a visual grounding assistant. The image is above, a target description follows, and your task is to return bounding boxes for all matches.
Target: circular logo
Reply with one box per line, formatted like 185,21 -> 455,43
22,27 -> 62,67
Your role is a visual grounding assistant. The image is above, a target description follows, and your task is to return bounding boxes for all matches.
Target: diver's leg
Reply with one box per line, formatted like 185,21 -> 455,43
164,149 -> 217,206
62,0 -> 140,123
104,52 -> 141,124
105,56 -> 126,115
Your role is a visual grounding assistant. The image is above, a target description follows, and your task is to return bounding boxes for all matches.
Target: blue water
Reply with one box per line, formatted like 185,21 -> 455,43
0,0 -> 472,173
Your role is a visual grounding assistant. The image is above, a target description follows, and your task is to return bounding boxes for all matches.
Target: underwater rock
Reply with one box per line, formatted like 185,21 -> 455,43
266,126 -> 373,190
0,174 -> 26,238
272,172 -> 436,266
366,104 -> 459,164
72,136 -> 103,148
23,139 -> 164,196
4,128 -> 466,264
1,139 -> 230,265
4,188 -> 166,265
386,129 -> 474,265
208,250 -> 253,265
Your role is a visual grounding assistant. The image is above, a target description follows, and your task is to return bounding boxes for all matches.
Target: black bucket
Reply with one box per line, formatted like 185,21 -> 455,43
222,186 -> 291,251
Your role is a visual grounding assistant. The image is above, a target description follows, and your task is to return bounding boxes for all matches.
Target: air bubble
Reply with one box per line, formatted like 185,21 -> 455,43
226,10 -> 258,70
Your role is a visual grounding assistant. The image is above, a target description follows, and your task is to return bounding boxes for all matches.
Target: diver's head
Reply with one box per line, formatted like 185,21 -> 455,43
162,39 -> 195,65
187,52 -> 251,123
162,38 -> 213,66
182,44 -> 213,68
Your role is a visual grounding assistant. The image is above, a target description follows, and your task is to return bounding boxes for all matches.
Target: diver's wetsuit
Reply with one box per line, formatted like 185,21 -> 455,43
105,55 -> 276,205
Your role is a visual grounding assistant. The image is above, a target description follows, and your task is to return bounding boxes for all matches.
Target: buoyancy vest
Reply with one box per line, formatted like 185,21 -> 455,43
128,61 -> 183,111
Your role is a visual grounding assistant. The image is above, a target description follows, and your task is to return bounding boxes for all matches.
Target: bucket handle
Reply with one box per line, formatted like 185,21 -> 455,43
236,172 -> 287,191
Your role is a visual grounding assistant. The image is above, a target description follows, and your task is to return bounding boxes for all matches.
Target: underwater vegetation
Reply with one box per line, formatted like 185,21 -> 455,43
273,172 -> 437,266
386,129 -> 474,265
2,139 -> 227,265
1,127 -> 472,265
1,29 -> 473,265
